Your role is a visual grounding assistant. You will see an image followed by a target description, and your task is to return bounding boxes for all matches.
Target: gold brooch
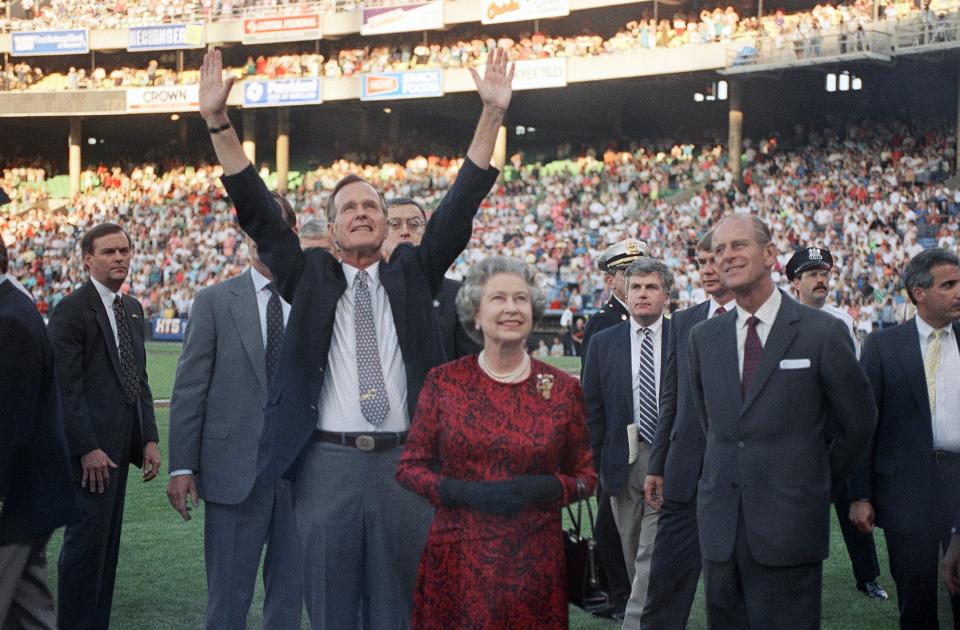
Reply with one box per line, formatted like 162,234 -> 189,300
536,374 -> 555,400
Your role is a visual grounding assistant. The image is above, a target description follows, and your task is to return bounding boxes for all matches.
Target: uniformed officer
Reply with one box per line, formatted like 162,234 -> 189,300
580,237 -> 648,620
786,245 -> 889,601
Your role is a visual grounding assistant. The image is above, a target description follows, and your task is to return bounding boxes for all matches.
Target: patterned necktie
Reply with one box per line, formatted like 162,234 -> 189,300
265,282 -> 284,387
112,295 -> 140,404
924,329 -> 946,417
714,305 -> 727,316
741,316 -> 762,397
635,327 -> 658,444
354,270 -> 390,427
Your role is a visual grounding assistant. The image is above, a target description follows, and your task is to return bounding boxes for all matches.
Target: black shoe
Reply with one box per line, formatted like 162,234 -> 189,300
857,581 -> 889,601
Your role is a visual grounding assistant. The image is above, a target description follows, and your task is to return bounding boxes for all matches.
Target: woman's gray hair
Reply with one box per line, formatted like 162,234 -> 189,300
456,256 -> 546,345
903,247 -> 960,305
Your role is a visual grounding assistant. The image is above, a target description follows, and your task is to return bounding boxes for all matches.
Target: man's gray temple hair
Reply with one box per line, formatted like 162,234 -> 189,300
624,257 -> 675,294
300,219 -> 329,239
902,247 -> 960,305
455,256 -> 547,346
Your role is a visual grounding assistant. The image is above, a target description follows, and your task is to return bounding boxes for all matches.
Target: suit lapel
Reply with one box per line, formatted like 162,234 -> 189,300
618,322 -> 635,423
717,309 -> 743,409
232,271 -> 268,394
379,260 -> 408,352
901,319 -> 930,421
86,281 -> 123,381
742,291 -> 800,414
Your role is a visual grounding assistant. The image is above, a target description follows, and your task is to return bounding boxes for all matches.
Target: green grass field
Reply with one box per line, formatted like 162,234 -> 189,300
41,343 -> 951,628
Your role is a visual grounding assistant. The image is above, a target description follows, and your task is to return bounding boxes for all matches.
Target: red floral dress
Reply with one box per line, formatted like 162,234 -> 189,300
396,356 -> 597,630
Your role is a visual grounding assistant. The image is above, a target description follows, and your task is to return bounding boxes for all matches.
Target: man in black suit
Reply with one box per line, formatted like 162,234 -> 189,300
49,222 -> 161,630
641,229 -> 734,630
382,196 -> 479,359
850,248 -> 960,629
688,215 -> 875,629
0,235 -> 78,629
582,257 -> 672,630
198,47 -> 510,628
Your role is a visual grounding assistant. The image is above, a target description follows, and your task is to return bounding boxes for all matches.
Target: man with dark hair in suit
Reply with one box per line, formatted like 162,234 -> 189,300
850,247 -> 960,629
640,229 -> 734,630
0,218 -> 78,629
687,215 -> 875,629
49,222 -> 161,630
382,196 -> 479,359
166,200 -> 303,629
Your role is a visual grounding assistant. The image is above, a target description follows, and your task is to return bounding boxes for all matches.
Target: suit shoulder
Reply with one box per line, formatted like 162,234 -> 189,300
592,320 -> 629,346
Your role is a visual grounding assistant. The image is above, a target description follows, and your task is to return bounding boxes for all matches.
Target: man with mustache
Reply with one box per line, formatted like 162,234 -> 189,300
786,246 -> 888,602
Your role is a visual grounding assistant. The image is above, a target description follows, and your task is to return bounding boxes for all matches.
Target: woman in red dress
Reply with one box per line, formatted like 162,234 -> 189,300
397,256 -> 597,629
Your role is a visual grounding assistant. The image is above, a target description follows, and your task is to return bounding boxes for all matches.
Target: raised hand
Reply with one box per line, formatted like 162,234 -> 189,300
199,48 -> 235,124
469,46 -> 515,113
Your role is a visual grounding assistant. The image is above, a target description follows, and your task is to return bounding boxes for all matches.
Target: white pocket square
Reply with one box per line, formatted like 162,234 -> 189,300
779,358 -> 811,369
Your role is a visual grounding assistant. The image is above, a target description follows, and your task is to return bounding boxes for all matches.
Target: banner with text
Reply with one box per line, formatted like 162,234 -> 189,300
511,57 -> 567,90
242,14 -> 322,43
243,78 -> 322,108
481,0 -> 568,24
361,70 -> 443,101
151,318 -> 186,341
128,23 -> 205,51
126,85 -> 200,112
361,1 -> 443,35
11,29 -> 88,56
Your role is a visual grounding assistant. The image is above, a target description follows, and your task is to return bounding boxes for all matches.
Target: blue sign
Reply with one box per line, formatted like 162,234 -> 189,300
151,317 -> 187,341
361,70 -> 443,101
243,78 -> 322,108
11,29 -> 88,56
128,23 -> 204,51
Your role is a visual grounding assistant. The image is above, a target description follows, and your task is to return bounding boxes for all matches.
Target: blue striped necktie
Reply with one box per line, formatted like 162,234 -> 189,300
635,327 -> 658,444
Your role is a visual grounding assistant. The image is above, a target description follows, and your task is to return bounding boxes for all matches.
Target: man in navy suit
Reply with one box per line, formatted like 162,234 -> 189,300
582,257 -> 672,630
198,47 -> 511,629
850,248 -> 960,629
640,230 -> 734,630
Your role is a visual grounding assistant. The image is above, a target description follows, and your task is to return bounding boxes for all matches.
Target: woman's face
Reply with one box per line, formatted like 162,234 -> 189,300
475,273 -> 533,346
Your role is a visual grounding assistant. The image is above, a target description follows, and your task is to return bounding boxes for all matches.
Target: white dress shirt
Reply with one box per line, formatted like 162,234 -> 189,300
630,314 -> 664,420
735,288 -> 783,375
916,316 -> 960,451
318,261 -> 409,433
91,276 -> 122,347
708,297 -> 737,318
250,266 -> 291,346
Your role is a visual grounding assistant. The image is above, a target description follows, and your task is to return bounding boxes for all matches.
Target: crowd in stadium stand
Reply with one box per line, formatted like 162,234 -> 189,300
2,120 -> 958,344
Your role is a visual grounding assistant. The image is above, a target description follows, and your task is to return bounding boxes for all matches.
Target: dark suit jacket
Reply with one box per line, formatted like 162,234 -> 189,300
0,281 -> 78,543
48,281 -> 158,469
688,291 -> 876,567
581,317 -> 671,496
221,160 -> 498,483
436,277 -> 480,359
849,318 -> 960,535
581,295 -> 629,365
647,300 -> 710,504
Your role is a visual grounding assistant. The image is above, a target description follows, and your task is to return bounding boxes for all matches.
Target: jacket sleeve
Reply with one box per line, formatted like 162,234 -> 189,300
136,299 -> 158,446
648,315 -> 679,476
556,379 -> 598,507
847,330 -> 884,500
580,337 -> 606,474
396,370 -> 444,507
0,315 -> 42,500
48,299 -> 98,459
687,327 -> 709,436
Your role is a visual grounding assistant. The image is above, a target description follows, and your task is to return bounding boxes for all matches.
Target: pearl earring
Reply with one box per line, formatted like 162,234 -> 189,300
474,322 -> 481,330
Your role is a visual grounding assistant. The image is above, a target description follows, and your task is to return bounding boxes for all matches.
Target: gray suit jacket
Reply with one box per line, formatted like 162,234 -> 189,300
168,270 -> 268,505
688,291 -> 876,567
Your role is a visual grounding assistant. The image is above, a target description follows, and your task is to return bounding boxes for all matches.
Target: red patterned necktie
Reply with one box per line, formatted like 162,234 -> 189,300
741,316 -> 762,397
714,305 -> 727,316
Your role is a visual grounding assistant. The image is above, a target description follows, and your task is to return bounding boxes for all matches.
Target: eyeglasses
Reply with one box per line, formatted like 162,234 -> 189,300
386,217 -> 425,232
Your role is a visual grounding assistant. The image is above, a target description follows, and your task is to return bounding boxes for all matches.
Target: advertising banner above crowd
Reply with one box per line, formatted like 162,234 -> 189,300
127,23 -> 205,51
242,14 -> 322,44
361,0 -> 443,36
151,318 -> 187,342
361,70 -> 443,100
243,78 -> 323,108
510,58 -> 567,90
480,0 -> 568,24
126,85 -> 200,112
11,29 -> 89,56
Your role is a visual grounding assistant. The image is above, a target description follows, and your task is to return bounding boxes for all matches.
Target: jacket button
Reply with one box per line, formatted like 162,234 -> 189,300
737,441 -> 745,449
310,404 -> 317,411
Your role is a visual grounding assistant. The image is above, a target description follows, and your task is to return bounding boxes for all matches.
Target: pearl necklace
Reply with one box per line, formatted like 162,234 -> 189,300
478,350 -> 530,383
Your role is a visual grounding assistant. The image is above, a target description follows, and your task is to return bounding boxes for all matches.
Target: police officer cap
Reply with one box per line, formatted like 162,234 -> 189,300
598,239 -> 649,273
786,246 -> 833,281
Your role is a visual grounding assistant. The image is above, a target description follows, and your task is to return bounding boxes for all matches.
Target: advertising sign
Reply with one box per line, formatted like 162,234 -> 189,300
126,85 -> 200,112
510,57 -> 567,90
151,318 -> 186,341
242,14 -> 322,43
243,78 -> 322,108
11,29 -> 88,56
128,23 -> 205,51
361,70 -> 443,101
361,0 -> 443,35
481,0 -> 568,24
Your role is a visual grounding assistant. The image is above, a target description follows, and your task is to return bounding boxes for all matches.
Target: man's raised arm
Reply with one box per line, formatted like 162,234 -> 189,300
199,49 -> 248,176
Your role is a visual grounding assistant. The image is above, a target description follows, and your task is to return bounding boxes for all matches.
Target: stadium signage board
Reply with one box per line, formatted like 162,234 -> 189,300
242,14 -> 322,44
243,78 -> 323,108
126,85 -> 200,112
361,70 -> 443,101
511,57 -> 567,90
481,0 -> 568,24
128,23 -> 205,51
11,29 -> 89,56
151,318 -> 186,341
361,0 -> 444,36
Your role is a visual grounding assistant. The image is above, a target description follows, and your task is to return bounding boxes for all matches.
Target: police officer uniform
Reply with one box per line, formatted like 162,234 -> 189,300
582,240 -> 649,356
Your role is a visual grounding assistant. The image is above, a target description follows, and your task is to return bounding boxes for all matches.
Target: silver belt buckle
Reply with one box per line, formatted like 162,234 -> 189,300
355,435 -> 376,451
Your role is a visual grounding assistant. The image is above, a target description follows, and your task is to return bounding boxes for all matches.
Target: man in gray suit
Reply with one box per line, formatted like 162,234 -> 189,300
687,215 -> 876,629
166,194 -> 302,630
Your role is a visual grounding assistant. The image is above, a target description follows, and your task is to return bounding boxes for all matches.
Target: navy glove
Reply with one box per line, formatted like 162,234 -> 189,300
439,479 -> 525,515
511,474 -> 563,505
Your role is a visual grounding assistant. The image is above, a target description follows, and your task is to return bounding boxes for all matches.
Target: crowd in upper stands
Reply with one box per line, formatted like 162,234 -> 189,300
2,119 -> 958,338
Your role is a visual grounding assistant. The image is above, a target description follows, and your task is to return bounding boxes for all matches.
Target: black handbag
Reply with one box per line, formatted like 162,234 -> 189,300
563,478 -> 604,609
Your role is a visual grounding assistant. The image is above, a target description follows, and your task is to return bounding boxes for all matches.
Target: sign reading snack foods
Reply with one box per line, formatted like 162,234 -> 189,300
361,70 -> 443,101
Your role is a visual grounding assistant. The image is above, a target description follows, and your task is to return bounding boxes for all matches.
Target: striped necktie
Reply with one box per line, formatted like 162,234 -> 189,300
635,327 -> 658,444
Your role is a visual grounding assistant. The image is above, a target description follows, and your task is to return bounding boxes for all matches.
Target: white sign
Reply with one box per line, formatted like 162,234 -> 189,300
361,0 -> 444,36
126,85 -> 200,112
481,0 -> 568,24
511,58 -> 567,90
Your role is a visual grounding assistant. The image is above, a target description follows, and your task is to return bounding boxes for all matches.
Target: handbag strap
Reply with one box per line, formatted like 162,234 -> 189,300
565,478 -> 587,537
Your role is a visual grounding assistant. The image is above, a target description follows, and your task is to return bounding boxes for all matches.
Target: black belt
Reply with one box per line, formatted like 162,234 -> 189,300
934,449 -> 960,462
312,430 -> 408,452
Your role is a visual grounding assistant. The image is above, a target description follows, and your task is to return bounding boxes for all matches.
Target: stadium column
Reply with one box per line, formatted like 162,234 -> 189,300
276,108 -> 290,193
242,109 -> 257,165
69,117 -> 82,198
493,126 -> 507,170
727,81 -> 743,183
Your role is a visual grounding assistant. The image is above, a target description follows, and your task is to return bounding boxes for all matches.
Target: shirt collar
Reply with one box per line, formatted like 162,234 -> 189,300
916,315 -> 953,341
612,295 -> 628,312
630,313 -> 664,337
736,287 -> 782,329
249,266 -> 273,292
91,276 -> 121,304
708,296 -> 736,318
342,260 -> 381,288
